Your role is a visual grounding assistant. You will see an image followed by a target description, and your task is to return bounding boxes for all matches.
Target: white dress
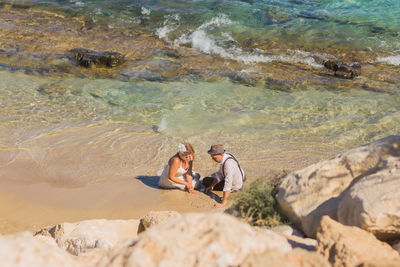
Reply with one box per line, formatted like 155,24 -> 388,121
158,160 -> 201,190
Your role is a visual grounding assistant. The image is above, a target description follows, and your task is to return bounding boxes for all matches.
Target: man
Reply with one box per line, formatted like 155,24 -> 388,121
202,144 -> 245,207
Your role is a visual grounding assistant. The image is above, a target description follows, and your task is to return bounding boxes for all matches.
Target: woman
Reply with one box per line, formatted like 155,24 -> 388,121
158,143 -> 201,193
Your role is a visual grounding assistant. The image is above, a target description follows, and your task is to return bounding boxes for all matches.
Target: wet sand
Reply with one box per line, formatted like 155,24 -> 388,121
0,176 -> 219,234
0,122 -> 343,234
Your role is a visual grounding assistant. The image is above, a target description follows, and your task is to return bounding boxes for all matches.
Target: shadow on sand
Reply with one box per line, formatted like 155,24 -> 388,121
136,176 -> 161,190
135,175 -> 222,203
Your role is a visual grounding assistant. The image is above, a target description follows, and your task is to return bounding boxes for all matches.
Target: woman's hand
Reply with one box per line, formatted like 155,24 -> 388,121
186,182 -> 195,193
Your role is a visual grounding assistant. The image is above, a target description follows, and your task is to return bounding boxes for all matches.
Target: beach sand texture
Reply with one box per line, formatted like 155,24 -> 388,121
0,123 -> 340,234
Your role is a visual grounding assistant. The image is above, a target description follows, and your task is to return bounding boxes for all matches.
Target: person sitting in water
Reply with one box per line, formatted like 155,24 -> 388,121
158,142 -> 201,193
202,144 -> 245,207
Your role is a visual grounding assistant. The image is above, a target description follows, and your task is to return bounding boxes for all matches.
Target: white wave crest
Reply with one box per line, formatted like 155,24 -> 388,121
158,115 -> 168,132
156,14 -> 180,42
179,29 -> 322,67
376,55 -> 400,65
198,14 -> 234,30
141,7 -> 151,16
157,14 -> 322,68
156,25 -> 175,42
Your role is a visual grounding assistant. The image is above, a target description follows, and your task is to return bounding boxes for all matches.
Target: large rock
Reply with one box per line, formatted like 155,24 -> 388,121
96,213 -> 292,267
36,219 -> 140,256
138,210 -> 181,233
393,240 -> 400,254
277,135 -> 400,237
338,169 -> 400,241
316,216 -> 400,267
241,248 -> 330,267
0,232 -> 78,267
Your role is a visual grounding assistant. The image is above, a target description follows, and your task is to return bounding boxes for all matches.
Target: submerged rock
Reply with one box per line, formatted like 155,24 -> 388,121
324,60 -> 361,79
69,48 -> 125,68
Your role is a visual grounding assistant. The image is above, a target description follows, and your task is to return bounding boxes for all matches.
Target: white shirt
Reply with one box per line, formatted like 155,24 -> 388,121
215,153 -> 244,192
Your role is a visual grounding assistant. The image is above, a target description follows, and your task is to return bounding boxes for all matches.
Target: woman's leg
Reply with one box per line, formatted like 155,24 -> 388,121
191,173 -> 203,189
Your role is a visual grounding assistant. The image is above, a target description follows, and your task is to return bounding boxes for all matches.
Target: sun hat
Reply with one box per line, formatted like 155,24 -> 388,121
207,144 -> 225,155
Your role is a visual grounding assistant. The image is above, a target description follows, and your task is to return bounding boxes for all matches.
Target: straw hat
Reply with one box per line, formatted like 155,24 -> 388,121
207,144 -> 225,155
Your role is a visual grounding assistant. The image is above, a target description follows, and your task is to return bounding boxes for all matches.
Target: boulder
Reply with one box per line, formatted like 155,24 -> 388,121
33,234 -> 59,247
324,60 -> 361,79
36,219 -> 140,256
277,135 -> 400,237
241,248 -> 330,267
77,248 -> 109,266
0,232 -> 78,267
392,240 -> 400,254
271,225 -> 305,237
138,210 -> 180,233
69,48 -> 125,68
338,170 -> 400,241
282,234 -> 317,252
35,223 -> 65,239
316,216 -> 400,267
96,213 -> 292,267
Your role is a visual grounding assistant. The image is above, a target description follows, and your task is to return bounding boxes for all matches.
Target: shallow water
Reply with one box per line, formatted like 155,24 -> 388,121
0,0 -> 399,187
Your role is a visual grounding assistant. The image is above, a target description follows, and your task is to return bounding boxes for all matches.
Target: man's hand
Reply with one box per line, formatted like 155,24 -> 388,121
215,202 -> 226,208
214,191 -> 229,207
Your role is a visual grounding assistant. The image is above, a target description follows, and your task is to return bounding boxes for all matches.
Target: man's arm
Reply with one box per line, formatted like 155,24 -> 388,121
215,191 -> 230,207
215,160 -> 235,207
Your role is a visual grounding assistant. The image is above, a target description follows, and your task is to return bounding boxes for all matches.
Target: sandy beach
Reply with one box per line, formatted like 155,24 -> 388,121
0,122 -> 342,234
0,176 -> 218,234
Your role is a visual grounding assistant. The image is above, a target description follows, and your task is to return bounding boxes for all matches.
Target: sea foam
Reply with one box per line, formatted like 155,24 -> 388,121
157,14 -> 322,68
376,55 -> 400,66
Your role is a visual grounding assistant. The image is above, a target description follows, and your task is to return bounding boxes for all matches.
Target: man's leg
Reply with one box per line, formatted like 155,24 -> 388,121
202,177 -> 224,191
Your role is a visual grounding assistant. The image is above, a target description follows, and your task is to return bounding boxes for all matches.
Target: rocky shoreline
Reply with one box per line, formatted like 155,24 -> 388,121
0,4 -> 399,91
2,136 -> 400,266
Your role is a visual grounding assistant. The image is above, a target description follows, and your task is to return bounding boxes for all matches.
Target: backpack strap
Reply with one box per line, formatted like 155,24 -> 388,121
222,153 -> 245,182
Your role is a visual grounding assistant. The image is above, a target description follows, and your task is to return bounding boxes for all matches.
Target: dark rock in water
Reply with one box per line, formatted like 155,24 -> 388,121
156,48 -> 182,59
69,48 -> 125,68
351,63 -> 361,76
323,60 -> 361,79
0,3 -> 31,9
323,60 -> 339,72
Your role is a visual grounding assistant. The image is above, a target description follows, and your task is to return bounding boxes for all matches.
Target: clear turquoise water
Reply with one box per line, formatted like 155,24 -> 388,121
1,69 -> 399,147
21,0 -> 400,53
1,0 -> 400,149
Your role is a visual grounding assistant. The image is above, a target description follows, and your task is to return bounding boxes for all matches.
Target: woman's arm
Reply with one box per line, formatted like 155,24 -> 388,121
186,160 -> 195,193
168,157 -> 189,187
